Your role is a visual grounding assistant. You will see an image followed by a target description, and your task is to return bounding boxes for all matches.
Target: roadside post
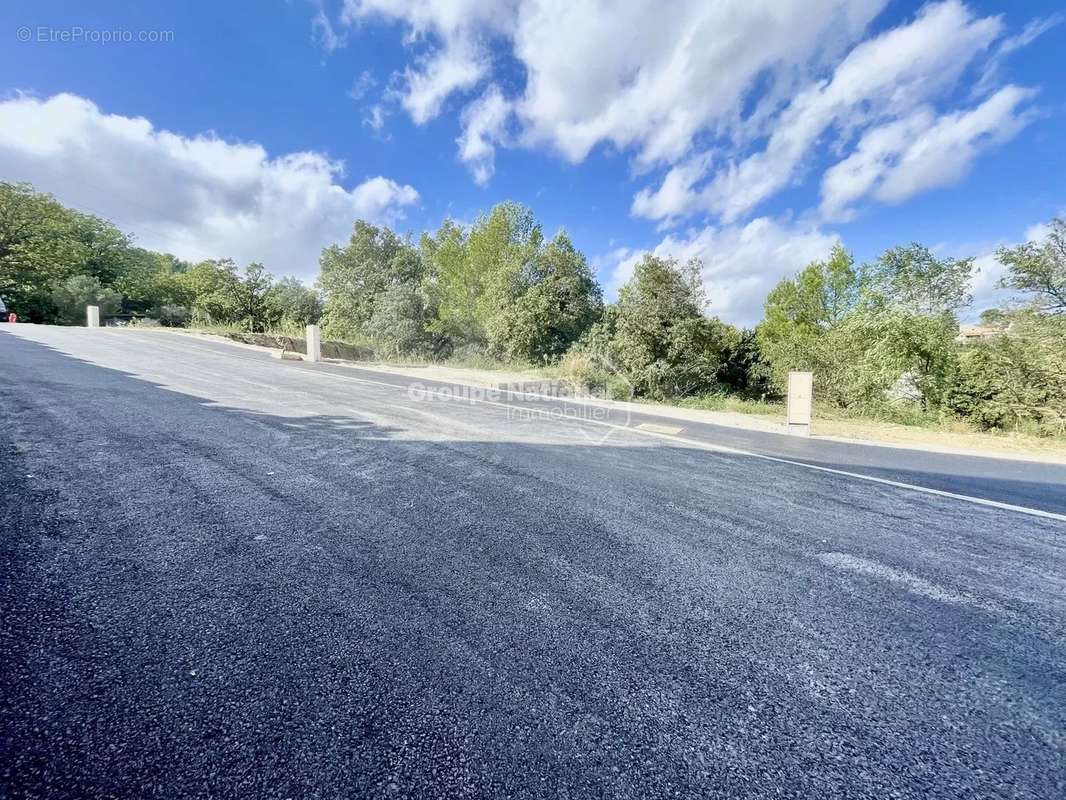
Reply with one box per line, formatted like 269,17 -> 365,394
305,324 -> 321,363
86,305 -> 100,328
787,371 -> 813,437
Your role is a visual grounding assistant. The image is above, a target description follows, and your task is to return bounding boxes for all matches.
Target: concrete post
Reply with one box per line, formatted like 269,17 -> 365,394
786,371 -> 813,437
86,305 -> 100,328
305,324 -> 321,363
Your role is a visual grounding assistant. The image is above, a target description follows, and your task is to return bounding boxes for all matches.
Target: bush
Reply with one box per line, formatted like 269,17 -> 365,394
612,255 -> 730,399
557,348 -> 610,395
716,329 -> 775,399
617,315 -> 730,399
50,274 -> 121,325
366,284 -> 448,359
806,311 -> 959,412
268,277 -> 322,330
151,304 -> 190,327
948,314 -> 1066,435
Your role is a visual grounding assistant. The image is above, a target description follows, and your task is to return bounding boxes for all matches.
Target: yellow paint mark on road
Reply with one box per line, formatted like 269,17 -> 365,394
637,422 -> 685,436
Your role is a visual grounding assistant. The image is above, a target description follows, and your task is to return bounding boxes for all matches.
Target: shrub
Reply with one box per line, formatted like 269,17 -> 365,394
949,314 -> 1066,435
612,255 -> 729,399
557,348 -> 612,396
805,311 -> 959,412
366,284 -> 448,359
50,274 -> 121,324
152,304 -> 190,327
716,328 -> 775,399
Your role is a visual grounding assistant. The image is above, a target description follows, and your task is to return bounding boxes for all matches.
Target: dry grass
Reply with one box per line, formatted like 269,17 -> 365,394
811,416 -> 1066,460
162,327 -> 1066,460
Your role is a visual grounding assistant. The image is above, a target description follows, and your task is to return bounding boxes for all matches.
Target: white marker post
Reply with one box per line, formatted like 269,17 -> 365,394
787,371 -> 813,437
86,305 -> 100,328
305,324 -> 321,363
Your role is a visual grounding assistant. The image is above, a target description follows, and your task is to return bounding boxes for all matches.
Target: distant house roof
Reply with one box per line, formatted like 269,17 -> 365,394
955,324 -> 1004,342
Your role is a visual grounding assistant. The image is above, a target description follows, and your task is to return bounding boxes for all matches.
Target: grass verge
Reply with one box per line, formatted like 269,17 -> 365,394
162,325 -> 1066,459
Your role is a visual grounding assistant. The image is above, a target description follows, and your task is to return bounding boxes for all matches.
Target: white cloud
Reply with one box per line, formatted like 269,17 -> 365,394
966,252 -> 1012,318
329,0 -> 1045,231
1023,220 -> 1054,243
311,4 -> 347,53
336,0 -> 882,182
348,70 -> 376,101
512,0 -> 882,168
343,0 -> 516,39
398,38 -> 488,124
644,0 -> 1006,224
456,85 -> 511,185
819,85 -> 1035,219
595,246 -> 638,300
348,175 -> 419,214
871,86 -> 1035,204
630,154 -> 711,226
819,110 -> 935,220
606,218 -> 840,326
0,93 -> 419,280
363,103 -> 389,131
343,0 -> 516,124
973,13 -> 1062,96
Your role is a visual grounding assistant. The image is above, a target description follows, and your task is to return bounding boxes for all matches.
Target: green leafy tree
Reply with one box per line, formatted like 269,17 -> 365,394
499,231 -> 603,363
114,248 -> 191,315
366,284 -> 446,359
978,308 -> 1010,328
421,219 -> 472,342
426,203 -> 543,352
851,243 -> 970,410
229,262 -> 279,332
996,217 -> 1066,314
268,277 -> 323,331
613,254 -> 729,399
0,182 -> 193,324
318,221 -> 423,339
0,183 -> 95,321
814,311 -> 959,410
468,202 -> 542,351
50,274 -> 122,325
860,243 -> 973,314
756,244 -> 859,388
759,244 -> 962,411
716,328 -> 774,399
174,259 -> 242,325
67,212 -> 136,289
178,261 -> 281,331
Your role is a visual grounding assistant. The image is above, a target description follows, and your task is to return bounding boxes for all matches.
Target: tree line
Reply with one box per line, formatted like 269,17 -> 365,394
2,181 -> 1063,435
0,182 -> 322,331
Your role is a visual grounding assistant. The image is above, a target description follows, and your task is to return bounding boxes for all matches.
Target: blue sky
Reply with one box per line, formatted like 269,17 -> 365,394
1,0 -> 1063,324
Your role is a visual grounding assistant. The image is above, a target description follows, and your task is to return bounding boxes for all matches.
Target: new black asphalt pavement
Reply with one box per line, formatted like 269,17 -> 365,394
2,326 -> 1064,798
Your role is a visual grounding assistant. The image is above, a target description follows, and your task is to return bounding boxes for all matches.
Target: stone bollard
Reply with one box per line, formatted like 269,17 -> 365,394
305,324 -> 321,363
787,371 -> 813,437
86,305 -> 100,328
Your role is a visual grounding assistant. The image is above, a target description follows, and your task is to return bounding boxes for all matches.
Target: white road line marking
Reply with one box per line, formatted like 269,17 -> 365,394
294,366 -> 1066,524
59,332 -> 1066,524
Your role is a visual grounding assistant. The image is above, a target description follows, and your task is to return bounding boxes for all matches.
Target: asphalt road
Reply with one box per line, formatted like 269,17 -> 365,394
2,325 -> 1064,799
